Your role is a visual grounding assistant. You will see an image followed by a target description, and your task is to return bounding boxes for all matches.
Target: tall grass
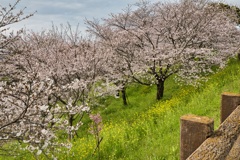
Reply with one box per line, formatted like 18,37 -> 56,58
1,59 -> 240,160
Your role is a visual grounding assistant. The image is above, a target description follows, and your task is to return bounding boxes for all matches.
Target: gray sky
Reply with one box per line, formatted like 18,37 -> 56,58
1,0 -> 240,34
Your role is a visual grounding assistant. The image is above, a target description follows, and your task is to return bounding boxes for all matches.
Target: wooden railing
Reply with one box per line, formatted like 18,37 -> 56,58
180,92 -> 240,160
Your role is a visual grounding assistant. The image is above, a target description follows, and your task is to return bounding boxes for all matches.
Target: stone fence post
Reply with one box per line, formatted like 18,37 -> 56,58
221,92 -> 240,123
187,105 -> 240,159
180,115 -> 214,160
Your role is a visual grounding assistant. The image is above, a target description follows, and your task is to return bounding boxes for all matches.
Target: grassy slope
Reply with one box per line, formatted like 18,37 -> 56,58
64,59 -> 240,160
1,59 -> 240,160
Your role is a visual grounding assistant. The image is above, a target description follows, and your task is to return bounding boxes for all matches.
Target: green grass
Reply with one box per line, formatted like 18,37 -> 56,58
1,59 -> 240,160
68,59 -> 240,160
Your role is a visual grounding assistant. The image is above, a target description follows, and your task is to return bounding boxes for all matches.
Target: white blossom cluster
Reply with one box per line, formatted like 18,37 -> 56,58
87,0 -> 240,99
0,23 -> 119,157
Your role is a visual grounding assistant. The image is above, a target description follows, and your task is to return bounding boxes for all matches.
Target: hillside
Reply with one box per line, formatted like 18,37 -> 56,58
66,59 -> 240,159
1,59 -> 239,160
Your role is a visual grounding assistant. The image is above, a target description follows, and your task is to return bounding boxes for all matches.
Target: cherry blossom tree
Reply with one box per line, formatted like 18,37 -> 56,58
87,0 -> 240,100
210,2 -> 240,60
210,2 -> 240,24
0,73 -> 63,157
0,0 -> 34,54
0,24 -> 118,157
86,17 -> 137,105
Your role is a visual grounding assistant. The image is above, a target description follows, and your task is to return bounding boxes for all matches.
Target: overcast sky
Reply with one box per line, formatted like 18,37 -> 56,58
1,0 -> 240,34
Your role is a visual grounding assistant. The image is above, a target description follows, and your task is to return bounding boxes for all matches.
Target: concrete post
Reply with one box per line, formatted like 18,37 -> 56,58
221,92 -> 240,123
180,114 -> 214,160
187,106 -> 240,160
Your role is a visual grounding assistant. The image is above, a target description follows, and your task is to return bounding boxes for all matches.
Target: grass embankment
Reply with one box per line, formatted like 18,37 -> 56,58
1,59 -> 240,160
64,59 -> 240,160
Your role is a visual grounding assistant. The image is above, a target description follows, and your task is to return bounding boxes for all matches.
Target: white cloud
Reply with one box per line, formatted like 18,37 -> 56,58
1,0 -> 240,34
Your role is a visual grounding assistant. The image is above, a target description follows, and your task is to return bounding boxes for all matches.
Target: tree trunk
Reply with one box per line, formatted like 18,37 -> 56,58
68,114 -> 74,141
156,79 -> 165,100
121,86 -> 127,106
